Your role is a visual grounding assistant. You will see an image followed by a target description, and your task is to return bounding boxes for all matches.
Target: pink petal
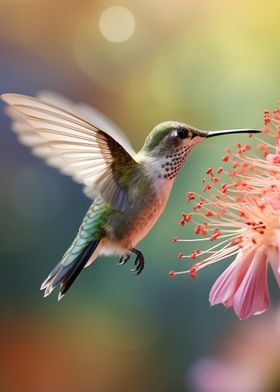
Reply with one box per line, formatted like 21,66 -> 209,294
268,247 -> 280,287
209,251 -> 254,307
232,251 -> 270,319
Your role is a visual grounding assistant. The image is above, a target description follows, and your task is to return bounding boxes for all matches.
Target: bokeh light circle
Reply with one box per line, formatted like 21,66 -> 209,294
99,6 -> 135,43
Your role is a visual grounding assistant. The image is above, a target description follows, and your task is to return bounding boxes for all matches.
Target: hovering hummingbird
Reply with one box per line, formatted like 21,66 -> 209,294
1,92 -> 260,300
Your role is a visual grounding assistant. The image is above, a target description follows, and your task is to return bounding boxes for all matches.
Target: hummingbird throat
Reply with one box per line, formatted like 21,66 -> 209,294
158,145 -> 192,180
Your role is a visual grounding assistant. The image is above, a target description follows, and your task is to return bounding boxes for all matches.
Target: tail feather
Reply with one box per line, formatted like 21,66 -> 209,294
41,239 -> 100,300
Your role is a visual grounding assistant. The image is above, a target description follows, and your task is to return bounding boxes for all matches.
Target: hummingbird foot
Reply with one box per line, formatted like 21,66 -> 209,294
130,248 -> 145,275
119,251 -> 132,265
118,248 -> 145,275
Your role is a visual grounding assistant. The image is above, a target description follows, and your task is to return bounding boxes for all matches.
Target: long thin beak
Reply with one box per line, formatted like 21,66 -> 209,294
205,128 -> 261,138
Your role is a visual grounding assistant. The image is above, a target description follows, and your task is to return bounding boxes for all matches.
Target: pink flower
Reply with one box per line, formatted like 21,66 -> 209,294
171,105 -> 280,319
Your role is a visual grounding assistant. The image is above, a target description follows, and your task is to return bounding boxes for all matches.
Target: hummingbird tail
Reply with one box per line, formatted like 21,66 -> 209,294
40,239 -> 101,300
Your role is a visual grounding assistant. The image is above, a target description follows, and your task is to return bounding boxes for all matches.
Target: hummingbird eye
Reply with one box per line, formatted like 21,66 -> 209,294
176,128 -> 188,139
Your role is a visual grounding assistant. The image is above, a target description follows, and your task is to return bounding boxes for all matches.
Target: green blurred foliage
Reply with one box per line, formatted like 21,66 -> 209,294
0,0 -> 279,390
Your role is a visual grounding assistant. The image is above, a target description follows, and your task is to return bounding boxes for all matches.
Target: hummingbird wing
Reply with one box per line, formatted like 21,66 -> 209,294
2,93 -> 137,211
37,91 -> 135,156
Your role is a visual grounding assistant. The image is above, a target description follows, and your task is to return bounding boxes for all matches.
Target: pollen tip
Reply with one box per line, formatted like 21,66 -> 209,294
191,249 -> 201,259
169,271 -> 176,278
189,266 -> 198,279
203,184 -> 212,192
186,192 -> 196,202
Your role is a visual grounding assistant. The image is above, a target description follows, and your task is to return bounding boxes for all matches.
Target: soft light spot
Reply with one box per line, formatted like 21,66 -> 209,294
99,6 -> 135,43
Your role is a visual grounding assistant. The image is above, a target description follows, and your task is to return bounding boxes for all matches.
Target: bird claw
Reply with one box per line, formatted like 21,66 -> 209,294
130,248 -> 145,275
118,248 -> 144,275
119,252 -> 131,265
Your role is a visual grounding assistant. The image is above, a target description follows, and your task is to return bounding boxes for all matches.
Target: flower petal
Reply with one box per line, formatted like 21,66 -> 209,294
209,251 -> 254,307
232,251 -> 270,319
268,247 -> 280,287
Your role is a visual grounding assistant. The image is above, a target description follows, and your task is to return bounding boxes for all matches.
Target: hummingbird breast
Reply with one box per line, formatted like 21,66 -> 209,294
102,173 -> 174,255
101,144 -> 193,256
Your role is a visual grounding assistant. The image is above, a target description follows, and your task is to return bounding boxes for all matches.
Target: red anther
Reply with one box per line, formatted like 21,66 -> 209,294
180,218 -> 186,226
221,184 -> 228,193
210,233 -> 219,241
206,167 -> 213,175
202,229 -> 208,236
186,192 -> 196,202
222,155 -> 229,162
226,148 -> 232,153
169,271 -> 175,278
205,210 -> 214,217
183,212 -> 192,222
217,167 -> 223,174
189,265 -> 197,279
210,228 -> 222,241
191,249 -> 201,259
202,178 -> 206,184
244,144 -> 251,151
180,213 -> 192,225
194,203 -> 202,210
194,224 -> 202,234
177,253 -> 184,259
203,184 -> 212,192
248,133 -> 253,138
236,143 -> 242,149
252,238 -> 257,244
264,111 -> 271,125
172,236 -> 179,242
200,197 -> 206,204
211,177 -> 219,183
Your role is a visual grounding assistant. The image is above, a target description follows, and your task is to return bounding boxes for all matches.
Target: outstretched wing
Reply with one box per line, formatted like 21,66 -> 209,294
2,93 -> 137,211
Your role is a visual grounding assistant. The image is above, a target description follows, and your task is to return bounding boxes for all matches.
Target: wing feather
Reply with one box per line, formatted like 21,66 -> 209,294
2,93 -> 137,211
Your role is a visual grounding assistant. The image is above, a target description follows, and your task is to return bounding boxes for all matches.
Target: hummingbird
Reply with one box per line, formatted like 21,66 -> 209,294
1,92 -> 260,300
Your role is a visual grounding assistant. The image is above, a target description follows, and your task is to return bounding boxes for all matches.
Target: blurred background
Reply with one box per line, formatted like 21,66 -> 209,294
1,0 -> 280,391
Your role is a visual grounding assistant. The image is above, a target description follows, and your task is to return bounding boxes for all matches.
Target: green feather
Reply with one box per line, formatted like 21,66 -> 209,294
61,197 -> 114,266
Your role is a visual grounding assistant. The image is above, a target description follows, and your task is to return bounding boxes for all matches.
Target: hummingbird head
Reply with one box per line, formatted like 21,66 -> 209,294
141,121 -> 204,158
140,121 -> 260,181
